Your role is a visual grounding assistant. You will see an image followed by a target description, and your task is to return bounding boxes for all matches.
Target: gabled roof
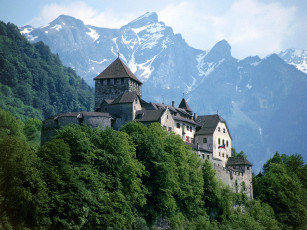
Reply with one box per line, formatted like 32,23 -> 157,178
93,58 -> 142,84
172,114 -> 196,125
226,157 -> 252,166
111,91 -> 139,104
195,114 -> 232,139
178,98 -> 192,112
135,109 -> 165,122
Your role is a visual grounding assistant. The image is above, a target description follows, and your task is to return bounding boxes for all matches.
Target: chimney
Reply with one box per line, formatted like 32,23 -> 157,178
193,113 -> 198,121
172,101 -> 175,107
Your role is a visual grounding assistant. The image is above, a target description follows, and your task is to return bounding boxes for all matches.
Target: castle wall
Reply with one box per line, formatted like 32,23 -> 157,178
160,109 -> 175,132
95,78 -> 142,109
95,78 -> 130,109
107,103 -> 133,130
212,122 -> 232,167
41,115 -> 112,145
213,163 -> 253,199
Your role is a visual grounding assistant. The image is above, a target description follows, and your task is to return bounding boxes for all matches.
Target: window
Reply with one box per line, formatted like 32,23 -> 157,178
226,140 -> 229,147
207,155 -> 209,159
226,154 -> 228,158
177,123 -> 180,128
121,78 -> 124,84
114,78 -> 118,84
203,137 -> 207,143
219,152 -> 221,156
107,79 -> 110,85
222,153 -> 224,157
247,167 -> 250,170
223,128 -> 226,133
202,154 -> 205,159
222,139 -> 225,145
187,125 -> 189,131
190,126 -> 192,132
218,138 -> 220,145
218,127 -> 221,132
167,115 -> 169,119
186,136 -> 190,142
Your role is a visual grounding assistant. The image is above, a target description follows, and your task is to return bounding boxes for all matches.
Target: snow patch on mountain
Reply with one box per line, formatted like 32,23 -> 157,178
279,48 -> 307,74
50,24 -> 62,31
20,27 -> 33,35
86,28 -> 100,42
89,59 -> 110,64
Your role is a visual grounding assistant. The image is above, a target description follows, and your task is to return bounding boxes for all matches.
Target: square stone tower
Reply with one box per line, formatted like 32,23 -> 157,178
94,58 -> 142,110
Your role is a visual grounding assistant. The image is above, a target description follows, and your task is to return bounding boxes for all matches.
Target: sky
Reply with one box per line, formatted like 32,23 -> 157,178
0,0 -> 306,59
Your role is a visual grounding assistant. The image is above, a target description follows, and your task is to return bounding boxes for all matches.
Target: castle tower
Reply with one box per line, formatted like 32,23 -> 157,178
94,58 -> 142,110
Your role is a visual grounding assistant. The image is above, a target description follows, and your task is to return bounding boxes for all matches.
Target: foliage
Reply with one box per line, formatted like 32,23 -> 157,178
254,152 -> 307,229
121,122 -> 207,228
0,109 -> 303,229
0,21 -> 94,120
231,147 -> 247,158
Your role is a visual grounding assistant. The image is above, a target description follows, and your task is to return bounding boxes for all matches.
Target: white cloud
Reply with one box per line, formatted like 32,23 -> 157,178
28,1 -> 134,29
158,0 -> 296,58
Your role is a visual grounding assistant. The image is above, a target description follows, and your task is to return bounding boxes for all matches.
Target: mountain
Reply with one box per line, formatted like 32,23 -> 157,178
278,48 -> 307,74
19,13 -> 307,171
0,21 -> 94,121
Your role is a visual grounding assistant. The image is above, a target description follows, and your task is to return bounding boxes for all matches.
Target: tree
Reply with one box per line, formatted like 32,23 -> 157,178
254,160 -> 307,229
0,136 -> 50,229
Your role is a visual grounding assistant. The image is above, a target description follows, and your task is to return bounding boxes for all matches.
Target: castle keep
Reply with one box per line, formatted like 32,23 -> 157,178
42,57 -> 253,198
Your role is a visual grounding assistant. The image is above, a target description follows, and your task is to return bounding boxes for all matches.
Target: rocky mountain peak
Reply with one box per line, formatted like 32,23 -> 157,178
122,12 -> 159,29
204,40 -> 232,62
47,15 -> 85,28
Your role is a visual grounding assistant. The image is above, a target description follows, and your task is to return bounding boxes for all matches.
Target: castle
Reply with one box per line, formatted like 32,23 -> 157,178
42,57 -> 253,199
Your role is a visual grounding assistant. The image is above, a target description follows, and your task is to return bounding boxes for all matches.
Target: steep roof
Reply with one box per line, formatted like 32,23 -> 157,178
178,98 -> 192,112
134,109 -> 165,122
226,157 -> 253,166
195,114 -> 232,139
111,91 -> 139,104
93,58 -> 142,84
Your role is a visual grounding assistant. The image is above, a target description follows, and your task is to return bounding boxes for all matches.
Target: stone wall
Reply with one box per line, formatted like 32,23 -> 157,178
213,163 -> 253,199
106,103 -> 133,130
41,114 -> 112,145
95,78 -> 142,109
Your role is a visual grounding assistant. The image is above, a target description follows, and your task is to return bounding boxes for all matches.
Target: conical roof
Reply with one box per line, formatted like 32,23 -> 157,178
93,58 -> 142,84
178,98 -> 192,112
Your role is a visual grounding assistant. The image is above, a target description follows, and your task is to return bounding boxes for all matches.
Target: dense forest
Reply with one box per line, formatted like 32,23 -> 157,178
0,108 -> 306,229
0,21 -> 94,121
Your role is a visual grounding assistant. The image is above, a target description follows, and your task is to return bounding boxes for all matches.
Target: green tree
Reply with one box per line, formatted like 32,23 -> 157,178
254,159 -> 307,229
0,136 -> 50,229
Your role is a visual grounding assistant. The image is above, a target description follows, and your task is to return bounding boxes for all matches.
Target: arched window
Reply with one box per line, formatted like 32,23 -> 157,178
226,140 -> 229,147
218,138 -> 220,145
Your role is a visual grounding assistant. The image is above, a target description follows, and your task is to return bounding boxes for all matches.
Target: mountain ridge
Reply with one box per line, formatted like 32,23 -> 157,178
19,13 -> 307,171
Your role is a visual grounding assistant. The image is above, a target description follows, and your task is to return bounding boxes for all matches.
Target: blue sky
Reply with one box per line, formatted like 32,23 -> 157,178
1,0 -> 306,59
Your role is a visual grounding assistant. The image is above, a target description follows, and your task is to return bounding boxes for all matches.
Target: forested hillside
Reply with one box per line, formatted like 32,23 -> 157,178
1,108 -> 306,229
0,21 -> 94,121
